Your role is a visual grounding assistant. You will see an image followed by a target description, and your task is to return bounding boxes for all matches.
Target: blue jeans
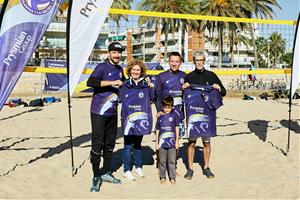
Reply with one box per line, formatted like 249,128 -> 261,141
123,135 -> 143,172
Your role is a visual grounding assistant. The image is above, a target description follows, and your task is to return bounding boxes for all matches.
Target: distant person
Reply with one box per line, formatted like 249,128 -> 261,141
248,60 -> 256,86
182,50 -> 226,180
119,59 -> 154,181
155,96 -> 179,184
87,42 -> 125,192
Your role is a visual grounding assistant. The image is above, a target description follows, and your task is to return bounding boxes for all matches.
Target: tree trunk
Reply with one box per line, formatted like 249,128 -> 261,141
181,23 -> 185,62
230,30 -> 234,68
217,25 -> 222,68
164,33 -> 168,63
250,24 -> 259,68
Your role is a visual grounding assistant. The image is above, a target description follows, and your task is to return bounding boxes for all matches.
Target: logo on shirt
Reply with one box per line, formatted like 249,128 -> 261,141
138,92 -> 144,99
204,95 -> 209,102
169,117 -> 173,122
188,95 -> 191,98
180,78 -> 184,84
119,72 -> 123,79
108,73 -> 112,76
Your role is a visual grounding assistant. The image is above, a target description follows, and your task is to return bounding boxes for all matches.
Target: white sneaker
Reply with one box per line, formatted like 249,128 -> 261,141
123,171 -> 136,181
134,168 -> 145,178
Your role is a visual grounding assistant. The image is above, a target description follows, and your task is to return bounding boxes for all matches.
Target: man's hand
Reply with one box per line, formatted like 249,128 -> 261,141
212,83 -> 221,91
145,77 -> 154,88
182,82 -> 190,90
112,80 -> 123,87
175,141 -> 179,150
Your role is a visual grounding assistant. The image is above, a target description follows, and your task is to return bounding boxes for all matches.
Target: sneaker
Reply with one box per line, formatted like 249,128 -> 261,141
90,176 -> 102,192
123,171 -> 136,181
184,169 -> 193,180
101,172 -> 122,184
203,167 -> 215,179
134,168 -> 145,178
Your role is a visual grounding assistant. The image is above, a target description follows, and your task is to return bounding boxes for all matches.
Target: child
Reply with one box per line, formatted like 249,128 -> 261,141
155,96 -> 179,184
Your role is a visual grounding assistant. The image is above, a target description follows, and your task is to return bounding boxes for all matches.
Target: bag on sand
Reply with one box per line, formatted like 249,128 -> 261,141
29,99 -> 44,107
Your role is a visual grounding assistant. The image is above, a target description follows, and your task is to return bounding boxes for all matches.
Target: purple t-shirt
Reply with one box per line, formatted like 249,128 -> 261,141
157,70 -> 186,120
90,61 -> 124,116
156,111 -> 179,148
119,79 -> 154,136
183,85 -> 223,139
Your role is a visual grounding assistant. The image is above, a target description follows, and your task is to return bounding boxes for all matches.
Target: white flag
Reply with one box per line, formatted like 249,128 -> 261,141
68,0 -> 113,95
291,13 -> 300,97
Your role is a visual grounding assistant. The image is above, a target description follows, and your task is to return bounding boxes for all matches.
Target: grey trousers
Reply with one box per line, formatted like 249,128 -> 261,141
159,147 -> 176,180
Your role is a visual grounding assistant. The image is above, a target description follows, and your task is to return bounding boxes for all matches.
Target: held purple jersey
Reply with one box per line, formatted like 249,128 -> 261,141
119,79 -> 154,136
157,70 -> 186,120
156,112 -> 179,148
183,84 -> 223,139
90,62 -> 124,115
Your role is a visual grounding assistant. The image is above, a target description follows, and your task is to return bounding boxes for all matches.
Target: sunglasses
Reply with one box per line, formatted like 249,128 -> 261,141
194,59 -> 205,62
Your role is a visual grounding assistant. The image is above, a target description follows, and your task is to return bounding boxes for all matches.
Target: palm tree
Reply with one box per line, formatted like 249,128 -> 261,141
228,28 -> 251,67
197,0 -> 253,68
255,36 -> 268,67
268,32 -> 286,68
138,0 -> 198,62
243,0 -> 282,68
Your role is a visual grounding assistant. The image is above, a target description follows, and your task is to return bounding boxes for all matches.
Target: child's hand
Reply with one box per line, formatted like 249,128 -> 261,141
156,111 -> 165,118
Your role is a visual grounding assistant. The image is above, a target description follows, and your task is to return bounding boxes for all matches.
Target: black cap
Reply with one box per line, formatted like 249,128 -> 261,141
108,42 -> 125,52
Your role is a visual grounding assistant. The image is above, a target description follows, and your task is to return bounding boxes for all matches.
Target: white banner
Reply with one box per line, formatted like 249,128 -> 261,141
68,0 -> 113,95
291,13 -> 300,97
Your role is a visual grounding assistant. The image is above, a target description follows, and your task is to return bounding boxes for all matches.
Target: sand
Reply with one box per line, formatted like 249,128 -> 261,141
0,97 -> 299,199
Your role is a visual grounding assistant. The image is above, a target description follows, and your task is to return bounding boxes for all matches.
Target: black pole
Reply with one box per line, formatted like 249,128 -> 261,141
66,0 -> 75,176
286,12 -> 300,154
0,0 -> 9,28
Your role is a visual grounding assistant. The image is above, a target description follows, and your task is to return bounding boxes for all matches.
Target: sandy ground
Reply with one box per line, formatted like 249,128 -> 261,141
0,97 -> 299,199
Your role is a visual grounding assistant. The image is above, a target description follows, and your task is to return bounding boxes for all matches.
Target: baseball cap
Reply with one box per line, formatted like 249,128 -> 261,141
108,42 -> 125,52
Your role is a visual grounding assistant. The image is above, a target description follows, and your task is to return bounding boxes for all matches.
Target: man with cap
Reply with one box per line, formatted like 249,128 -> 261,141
87,42 -> 125,192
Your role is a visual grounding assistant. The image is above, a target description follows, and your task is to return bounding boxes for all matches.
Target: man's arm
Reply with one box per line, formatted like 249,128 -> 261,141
175,126 -> 179,149
212,73 -> 226,97
87,76 -> 123,88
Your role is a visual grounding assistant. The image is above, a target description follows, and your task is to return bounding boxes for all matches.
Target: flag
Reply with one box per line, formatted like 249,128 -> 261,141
0,0 -> 62,110
291,13 -> 300,97
68,0 -> 113,95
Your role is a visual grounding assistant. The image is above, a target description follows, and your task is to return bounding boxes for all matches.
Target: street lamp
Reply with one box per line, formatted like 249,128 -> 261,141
141,25 -> 146,62
267,39 -> 270,68
53,46 -> 57,60
236,29 -> 240,68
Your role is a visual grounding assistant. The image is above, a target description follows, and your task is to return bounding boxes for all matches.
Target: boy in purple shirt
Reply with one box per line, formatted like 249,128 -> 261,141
156,96 -> 179,184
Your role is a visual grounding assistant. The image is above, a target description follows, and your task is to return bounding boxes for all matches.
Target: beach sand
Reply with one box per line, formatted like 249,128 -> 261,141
0,97 -> 299,199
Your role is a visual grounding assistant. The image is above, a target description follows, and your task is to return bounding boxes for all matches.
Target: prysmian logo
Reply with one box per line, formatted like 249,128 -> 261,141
20,0 -> 55,15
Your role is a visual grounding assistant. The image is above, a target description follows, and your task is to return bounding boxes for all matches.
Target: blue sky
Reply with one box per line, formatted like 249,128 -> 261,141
274,0 -> 299,20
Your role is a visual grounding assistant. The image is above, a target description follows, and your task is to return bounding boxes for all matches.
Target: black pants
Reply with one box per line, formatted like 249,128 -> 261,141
90,113 -> 117,177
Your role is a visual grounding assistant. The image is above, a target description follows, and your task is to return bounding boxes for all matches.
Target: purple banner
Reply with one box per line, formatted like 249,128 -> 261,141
0,0 -> 62,110
44,59 -> 96,92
